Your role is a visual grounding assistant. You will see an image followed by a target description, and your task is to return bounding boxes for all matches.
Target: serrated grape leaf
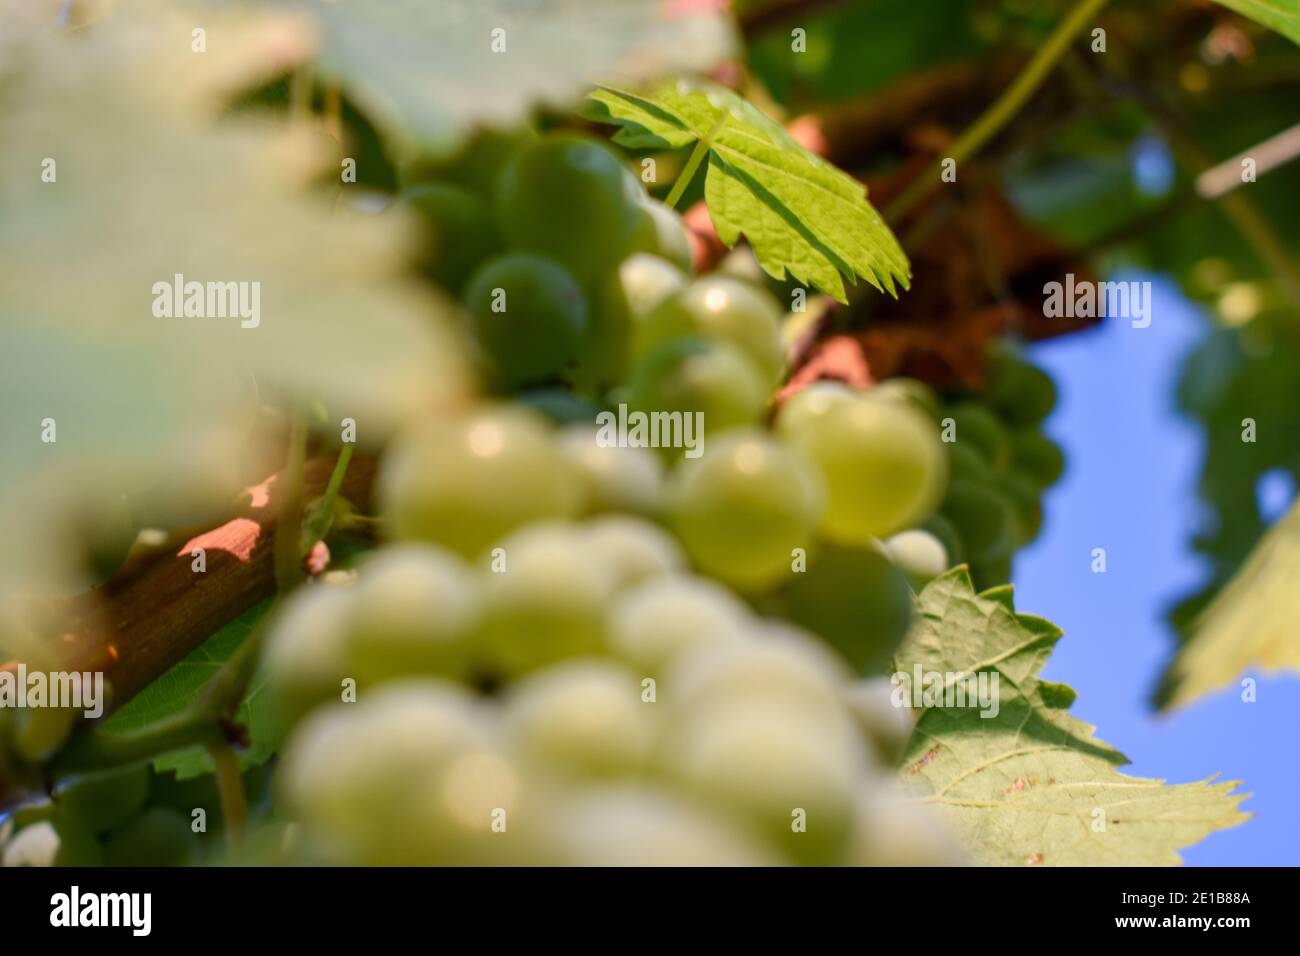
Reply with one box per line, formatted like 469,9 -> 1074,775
0,0 -> 467,600
892,569 -> 1249,865
102,602 -> 280,779
280,0 -> 736,162
1211,0 -> 1300,46
1160,500 -> 1300,709
588,82 -> 911,303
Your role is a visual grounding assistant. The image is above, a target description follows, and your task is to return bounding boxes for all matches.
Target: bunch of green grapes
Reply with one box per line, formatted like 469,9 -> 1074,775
929,347 -> 1064,588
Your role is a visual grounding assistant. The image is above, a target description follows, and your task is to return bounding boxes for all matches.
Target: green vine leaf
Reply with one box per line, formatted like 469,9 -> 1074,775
1160,500 -> 1300,709
288,0 -> 736,161
102,602 -> 280,779
893,569 -> 1250,865
1211,0 -> 1300,46
588,81 -> 911,302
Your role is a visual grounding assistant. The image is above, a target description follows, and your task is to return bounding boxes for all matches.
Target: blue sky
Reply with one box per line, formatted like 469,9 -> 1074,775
1014,275 -> 1300,866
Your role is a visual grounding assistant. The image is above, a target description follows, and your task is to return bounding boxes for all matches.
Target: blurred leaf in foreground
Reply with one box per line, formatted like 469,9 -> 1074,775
894,570 -> 1250,865
0,0 -> 468,602
285,0 -> 737,162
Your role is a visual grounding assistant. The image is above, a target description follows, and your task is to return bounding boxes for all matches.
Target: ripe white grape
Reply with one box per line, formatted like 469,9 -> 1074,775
850,785 -> 966,866
636,275 -> 785,385
345,545 -> 482,684
477,523 -> 618,675
773,381 -> 856,437
842,676 -> 916,766
53,764 -> 151,836
660,698 -> 863,864
280,681 -> 528,864
558,424 -> 664,515
2,815 -> 103,867
628,198 -> 693,272
608,573 -> 752,676
667,429 -> 825,590
263,582 -> 356,722
580,514 -> 685,590
617,253 -> 687,322
503,658 -> 655,777
625,337 -> 769,438
883,528 -> 949,583
380,405 -> 580,559
784,392 -> 948,542
548,785 -> 778,866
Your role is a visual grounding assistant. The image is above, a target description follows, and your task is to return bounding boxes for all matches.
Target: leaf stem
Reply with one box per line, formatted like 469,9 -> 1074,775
303,443 -> 354,547
274,409 -> 309,593
207,742 -> 247,852
886,0 -> 1112,223
664,112 -> 727,209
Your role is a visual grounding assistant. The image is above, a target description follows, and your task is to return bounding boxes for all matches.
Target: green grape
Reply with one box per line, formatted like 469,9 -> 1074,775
380,405 -> 580,559
281,681 -> 538,865
945,401 -> 1012,471
516,387 -> 606,425
667,429 -> 825,590
401,182 -> 503,294
940,479 -> 1015,562
558,425 -> 665,515
103,807 -> 200,867
549,785 -> 777,866
985,350 -> 1057,425
850,785 -> 966,866
785,392 -> 948,543
53,764 -> 151,836
477,523 -> 617,676
1000,471 -> 1044,544
417,128 -> 535,199
883,528 -> 949,584
573,267 -> 632,390
2,812 -> 103,867
869,377 -> 941,421
970,554 -> 1013,590
946,438 -> 994,483
581,515 -> 684,589
627,197 -> 693,272
661,698 -> 863,865
345,545 -> 482,685
625,338 -> 768,441
773,381 -> 856,438
12,706 -> 79,764
635,276 -> 784,385
263,582 -> 355,722
495,134 -> 640,280
923,512 -> 965,566
608,573 -> 752,675
462,253 -> 589,388
783,544 -> 913,674
503,658 -> 654,777
618,253 -> 687,322
1010,427 -> 1065,487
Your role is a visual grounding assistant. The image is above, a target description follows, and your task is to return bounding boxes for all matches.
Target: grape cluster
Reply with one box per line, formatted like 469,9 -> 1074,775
222,130 -> 983,865
930,348 -> 1064,589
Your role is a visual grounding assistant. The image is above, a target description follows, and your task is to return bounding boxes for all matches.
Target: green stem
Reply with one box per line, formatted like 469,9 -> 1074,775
208,742 -> 247,852
51,709 -> 225,777
303,443 -> 354,547
664,113 -> 727,209
274,409 -> 309,593
886,0 -> 1112,223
